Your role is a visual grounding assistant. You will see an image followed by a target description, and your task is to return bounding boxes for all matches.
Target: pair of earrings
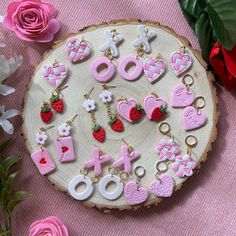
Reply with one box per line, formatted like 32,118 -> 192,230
156,122 -> 197,178
31,115 -> 77,175
170,74 -> 207,131
117,93 -> 168,123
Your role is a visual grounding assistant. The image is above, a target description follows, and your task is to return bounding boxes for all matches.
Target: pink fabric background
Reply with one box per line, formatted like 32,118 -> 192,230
1,0 -> 236,235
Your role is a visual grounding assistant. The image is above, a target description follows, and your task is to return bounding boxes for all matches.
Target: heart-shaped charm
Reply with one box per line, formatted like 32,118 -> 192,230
143,58 -> 166,83
42,62 -> 68,88
117,98 -> 144,123
169,51 -> 192,77
61,146 -> 69,153
171,84 -> 195,107
143,94 -> 167,121
39,158 -> 47,165
66,37 -> 91,63
149,173 -> 174,197
183,106 -> 207,131
124,181 -> 148,205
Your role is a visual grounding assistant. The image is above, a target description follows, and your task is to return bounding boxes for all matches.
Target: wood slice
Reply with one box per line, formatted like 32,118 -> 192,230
22,20 -> 219,211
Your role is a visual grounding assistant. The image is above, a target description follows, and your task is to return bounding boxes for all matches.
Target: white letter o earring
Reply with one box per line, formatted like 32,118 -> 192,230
98,174 -> 124,200
68,175 -> 94,201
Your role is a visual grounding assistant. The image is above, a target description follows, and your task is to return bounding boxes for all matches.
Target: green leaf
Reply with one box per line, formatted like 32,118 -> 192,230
195,11 -> 213,63
179,0 -> 206,18
4,171 -> 21,195
0,139 -> 12,156
181,9 -> 196,30
7,191 -> 30,214
92,124 -> 101,132
2,156 -> 21,176
206,0 -> 236,50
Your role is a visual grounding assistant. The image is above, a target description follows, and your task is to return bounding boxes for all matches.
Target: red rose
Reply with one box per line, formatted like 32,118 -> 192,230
210,43 -> 236,90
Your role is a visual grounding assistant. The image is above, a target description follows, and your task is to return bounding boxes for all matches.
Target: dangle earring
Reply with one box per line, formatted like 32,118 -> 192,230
55,114 -> 77,163
156,122 -> 180,161
149,161 -> 174,198
143,92 -> 168,122
66,37 -> 91,63
169,45 -> 193,77
171,74 -> 195,108
68,147 -> 110,201
31,126 -> 56,175
117,97 -> 144,123
83,87 -> 106,143
118,25 -> 156,81
183,96 -> 207,131
90,29 -> 123,83
99,84 -> 124,132
172,135 -> 197,178
124,166 -> 148,205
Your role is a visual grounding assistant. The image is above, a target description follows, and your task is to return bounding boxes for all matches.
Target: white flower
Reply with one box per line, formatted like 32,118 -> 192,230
58,123 -> 71,136
83,99 -> 96,112
36,132 -> 48,145
99,90 -> 112,103
0,106 -> 21,134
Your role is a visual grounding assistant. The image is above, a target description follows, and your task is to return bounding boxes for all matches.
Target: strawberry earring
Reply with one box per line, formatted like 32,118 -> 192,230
83,87 -> 106,143
55,114 -> 77,163
143,93 -> 168,122
99,84 -> 124,132
31,126 -> 56,175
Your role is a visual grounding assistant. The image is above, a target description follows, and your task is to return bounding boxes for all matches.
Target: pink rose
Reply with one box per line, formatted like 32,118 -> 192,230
29,216 -> 69,236
3,0 -> 60,42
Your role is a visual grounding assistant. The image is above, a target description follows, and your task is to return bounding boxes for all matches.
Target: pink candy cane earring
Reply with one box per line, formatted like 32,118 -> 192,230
55,114 -> 77,163
31,126 -> 56,175
90,29 -> 123,83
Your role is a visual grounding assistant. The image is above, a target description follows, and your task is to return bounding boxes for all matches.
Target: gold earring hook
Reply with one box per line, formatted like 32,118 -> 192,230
66,114 -> 78,125
40,125 -> 54,132
84,87 -> 94,99
121,138 -> 133,152
102,84 -> 116,90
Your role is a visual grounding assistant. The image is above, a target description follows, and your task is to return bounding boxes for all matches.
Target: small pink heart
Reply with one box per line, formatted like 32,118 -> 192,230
117,98 -> 137,122
149,173 -> 174,197
169,51 -> 192,77
66,37 -> 91,63
183,106 -> 207,130
171,84 -> 195,107
143,95 -> 166,120
42,62 -> 68,88
143,58 -> 166,83
124,181 -> 148,205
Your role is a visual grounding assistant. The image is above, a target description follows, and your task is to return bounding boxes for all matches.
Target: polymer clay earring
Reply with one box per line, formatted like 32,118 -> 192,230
171,74 -> 195,108
143,93 -> 168,122
99,84 -> 124,132
117,97 -> 144,123
66,37 -> 91,63
55,114 -> 77,163
68,147 -> 111,201
118,25 -> 156,81
172,135 -> 197,177
143,53 -> 166,84
183,96 -> 207,131
83,87 -> 106,143
169,45 -> 193,77
31,126 -> 56,175
149,161 -> 174,198
124,166 -> 148,205
90,29 -> 123,83
156,122 -> 180,161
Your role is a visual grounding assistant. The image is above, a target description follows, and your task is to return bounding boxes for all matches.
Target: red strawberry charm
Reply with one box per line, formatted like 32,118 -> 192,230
108,117 -> 124,132
129,104 -> 144,122
151,106 -> 167,121
50,93 -> 64,113
40,102 -> 53,123
92,124 -> 106,143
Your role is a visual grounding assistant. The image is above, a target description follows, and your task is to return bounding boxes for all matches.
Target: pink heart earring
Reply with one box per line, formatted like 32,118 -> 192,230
90,29 -> 123,83
183,96 -> 207,131
172,135 -> 197,178
156,122 -> 180,162
149,161 -> 174,198
171,74 -> 195,108
55,114 -> 77,163
143,93 -> 168,122
66,37 -> 91,63
31,126 -> 56,175
169,45 -> 193,77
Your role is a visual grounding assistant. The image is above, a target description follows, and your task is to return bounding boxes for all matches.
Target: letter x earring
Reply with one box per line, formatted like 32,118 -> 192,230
83,87 -> 106,143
